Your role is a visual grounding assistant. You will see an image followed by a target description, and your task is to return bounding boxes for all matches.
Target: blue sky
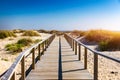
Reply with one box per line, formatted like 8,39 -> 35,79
0,0 -> 120,30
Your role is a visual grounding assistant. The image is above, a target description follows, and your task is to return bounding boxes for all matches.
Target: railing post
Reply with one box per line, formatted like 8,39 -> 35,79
47,39 -> 50,46
42,42 -> 44,55
46,40 -> 48,48
44,41 -> 46,51
21,56 -> 25,80
38,44 -> 41,60
72,40 -> 74,51
84,47 -> 87,69
94,53 -> 98,80
75,41 -> 77,55
78,44 -> 81,60
70,38 -> 72,48
32,48 -> 35,69
11,72 -> 16,80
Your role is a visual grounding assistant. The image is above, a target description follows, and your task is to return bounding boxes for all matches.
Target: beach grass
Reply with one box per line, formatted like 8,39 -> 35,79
0,30 -> 16,39
22,30 -> 40,36
71,29 -> 120,51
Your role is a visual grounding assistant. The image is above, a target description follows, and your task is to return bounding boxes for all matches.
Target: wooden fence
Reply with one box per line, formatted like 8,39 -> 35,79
1,34 -> 55,80
64,33 -> 120,80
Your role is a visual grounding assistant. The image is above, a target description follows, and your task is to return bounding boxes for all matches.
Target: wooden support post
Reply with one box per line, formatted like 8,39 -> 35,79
21,56 -> 25,80
47,39 -> 49,46
73,40 -> 74,51
84,47 -> 87,69
11,72 -> 16,80
46,40 -> 48,48
45,41 -> 46,51
38,44 -> 41,60
75,42 -> 77,55
32,48 -> 35,69
71,39 -> 73,48
70,38 -> 72,48
78,44 -> 81,60
42,42 -> 44,55
94,53 -> 98,80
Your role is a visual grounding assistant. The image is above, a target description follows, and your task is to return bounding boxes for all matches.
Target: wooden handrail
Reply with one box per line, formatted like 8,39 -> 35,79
1,34 -> 55,80
64,33 -> 120,80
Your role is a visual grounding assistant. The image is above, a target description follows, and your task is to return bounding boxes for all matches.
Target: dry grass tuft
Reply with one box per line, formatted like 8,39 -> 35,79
22,30 -> 40,36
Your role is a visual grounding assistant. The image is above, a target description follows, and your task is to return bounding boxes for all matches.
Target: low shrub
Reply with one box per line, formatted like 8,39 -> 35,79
71,30 -> 86,37
84,30 -> 111,43
17,38 -> 33,46
22,30 -> 40,36
0,30 -> 16,39
98,41 -> 108,51
1,58 -> 8,61
5,38 -> 33,53
34,39 -> 42,43
37,29 -> 50,33
98,36 -> 120,51
13,29 -> 25,33
5,43 -> 23,53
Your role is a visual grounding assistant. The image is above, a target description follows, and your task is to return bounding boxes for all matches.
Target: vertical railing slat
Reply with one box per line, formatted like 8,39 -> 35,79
21,56 -> 25,80
78,44 -> 81,60
10,72 -> 16,80
38,44 -> 41,60
73,40 -> 74,51
75,41 -> 77,55
32,48 -> 35,69
94,53 -> 98,80
84,47 -> 87,69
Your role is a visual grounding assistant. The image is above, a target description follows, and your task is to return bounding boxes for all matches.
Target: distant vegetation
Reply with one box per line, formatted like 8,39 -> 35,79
22,30 -> 40,36
71,30 -> 120,51
71,30 -> 86,37
37,29 -> 64,35
13,29 -> 25,33
37,29 -> 50,33
0,30 -> 16,39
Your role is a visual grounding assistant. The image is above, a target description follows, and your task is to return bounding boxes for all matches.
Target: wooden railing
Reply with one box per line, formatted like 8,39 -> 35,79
64,33 -> 120,80
1,34 -> 55,80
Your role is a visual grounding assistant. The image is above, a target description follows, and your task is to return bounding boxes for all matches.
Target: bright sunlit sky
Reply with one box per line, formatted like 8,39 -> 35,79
0,0 -> 120,30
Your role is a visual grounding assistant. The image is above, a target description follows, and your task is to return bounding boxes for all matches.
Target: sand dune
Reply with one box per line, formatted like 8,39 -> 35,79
0,33 -> 51,75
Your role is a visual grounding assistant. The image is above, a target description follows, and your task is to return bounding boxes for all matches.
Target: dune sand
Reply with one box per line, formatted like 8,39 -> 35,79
0,33 -> 51,76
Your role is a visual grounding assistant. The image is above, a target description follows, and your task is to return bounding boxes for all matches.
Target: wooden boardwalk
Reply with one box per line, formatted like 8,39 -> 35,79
26,36 -> 93,80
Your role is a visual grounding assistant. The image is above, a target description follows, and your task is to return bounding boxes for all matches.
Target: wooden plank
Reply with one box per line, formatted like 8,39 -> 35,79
26,36 -> 93,80
61,37 -> 93,80
26,37 -> 59,80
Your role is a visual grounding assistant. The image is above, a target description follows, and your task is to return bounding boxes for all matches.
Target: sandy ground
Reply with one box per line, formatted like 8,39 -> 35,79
1,33 -> 120,80
75,36 -> 120,80
0,33 -> 51,76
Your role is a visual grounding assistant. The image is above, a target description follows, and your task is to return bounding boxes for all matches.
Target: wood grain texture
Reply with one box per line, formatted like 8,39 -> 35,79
26,36 -> 93,80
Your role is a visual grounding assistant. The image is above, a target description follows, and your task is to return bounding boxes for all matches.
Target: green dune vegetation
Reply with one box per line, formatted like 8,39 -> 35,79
5,38 -> 33,53
22,30 -> 40,36
34,39 -> 42,43
0,30 -> 16,39
71,30 -> 120,51
5,38 -> 42,53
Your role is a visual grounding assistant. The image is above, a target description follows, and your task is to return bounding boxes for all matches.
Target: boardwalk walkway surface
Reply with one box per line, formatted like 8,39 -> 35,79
26,36 -> 93,80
